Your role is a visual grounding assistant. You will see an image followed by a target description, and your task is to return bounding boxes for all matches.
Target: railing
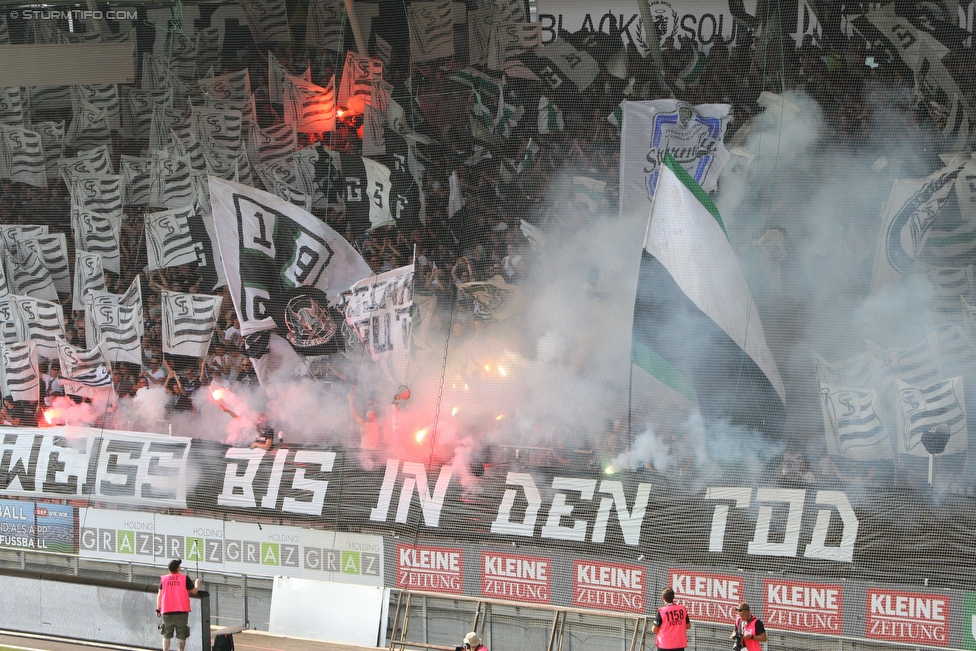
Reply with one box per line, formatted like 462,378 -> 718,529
0,564 -> 210,651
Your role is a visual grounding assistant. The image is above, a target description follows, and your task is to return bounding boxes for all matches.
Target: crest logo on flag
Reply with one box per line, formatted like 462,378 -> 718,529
647,1 -> 678,40
643,103 -> 725,199
284,290 -> 338,349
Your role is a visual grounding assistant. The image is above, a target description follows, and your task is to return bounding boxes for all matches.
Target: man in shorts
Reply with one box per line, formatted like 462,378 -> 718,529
156,559 -> 201,651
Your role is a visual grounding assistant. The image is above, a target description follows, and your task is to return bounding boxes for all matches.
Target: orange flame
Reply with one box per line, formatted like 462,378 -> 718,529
415,428 -> 428,444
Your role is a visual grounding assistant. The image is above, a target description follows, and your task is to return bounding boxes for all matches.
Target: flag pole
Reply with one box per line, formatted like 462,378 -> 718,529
343,0 -> 368,55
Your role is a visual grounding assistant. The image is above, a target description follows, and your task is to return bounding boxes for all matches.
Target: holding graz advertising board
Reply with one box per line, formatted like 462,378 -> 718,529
534,0 -> 746,52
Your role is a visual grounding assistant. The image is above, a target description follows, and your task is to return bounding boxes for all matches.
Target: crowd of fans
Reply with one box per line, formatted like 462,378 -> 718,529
2,7 -> 975,490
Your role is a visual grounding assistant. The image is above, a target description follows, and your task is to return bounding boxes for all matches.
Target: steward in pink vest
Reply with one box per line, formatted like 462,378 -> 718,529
652,588 -> 691,650
156,559 -> 201,651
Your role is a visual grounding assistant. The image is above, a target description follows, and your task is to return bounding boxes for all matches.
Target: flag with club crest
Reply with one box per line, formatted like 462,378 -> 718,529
458,275 -> 525,321
305,0 -> 344,51
199,69 -> 252,100
268,52 -> 290,104
71,85 -> 120,131
72,250 -> 107,312
149,150 -> 195,208
145,206 -> 199,270
60,364 -> 116,405
0,126 -> 47,188
284,74 -> 336,133
141,53 -> 171,92
120,155 -> 153,205
208,177 -> 372,383
0,225 -> 48,253
9,294 -> 66,359
814,352 -> 893,460
268,172 -> 313,211
67,174 -> 123,222
18,234 -> 70,295
0,297 -> 15,343
28,85 -> 72,112
165,32 -> 198,82
0,341 -> 40,402
342,264 -> 415,383
486,0 -> 527,23
240,0 -> 290,44
120,87 -> 159,140
86,275 -> 144,338
408,0 -> 454,62
895,376 -> 968,457
161,290 -> 223,357
4,248 -> 58,301
70,207 -> 121,274
338,51 -> 382,111
56,336 -> 112,378
34,121 -> 64,182
468,9 -> 492,65
58,145 -> 113,182
865,335 -> 942,412
196,26 -> 224,76
248,122 -> 296,164
487,22 -> 541,80
192,106 -> 243,180
66,99 -> 111,150
171,126 -> 207,174
205,94 -> 257,125
0,88 -> 24,128
84,301 -> 141,364
149,104 -> 188,153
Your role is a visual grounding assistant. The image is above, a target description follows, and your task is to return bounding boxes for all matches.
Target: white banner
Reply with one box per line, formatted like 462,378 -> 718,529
343,264 -> 414,383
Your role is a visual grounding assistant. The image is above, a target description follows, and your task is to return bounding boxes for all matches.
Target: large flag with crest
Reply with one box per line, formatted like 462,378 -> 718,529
209,177 -> 372,383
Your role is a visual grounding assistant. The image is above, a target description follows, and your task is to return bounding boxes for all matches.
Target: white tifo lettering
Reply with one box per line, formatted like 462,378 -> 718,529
767,584 -> 839,610
399,547 -> 460,571
672,573 -> 740,600
484,555 -> 548,580
870,594 -> 945,621
576,564 -> 643,589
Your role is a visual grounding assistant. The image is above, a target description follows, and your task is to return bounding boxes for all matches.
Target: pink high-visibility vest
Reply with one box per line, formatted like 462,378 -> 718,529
159,573 -> 192,613
656,603 -> 689,649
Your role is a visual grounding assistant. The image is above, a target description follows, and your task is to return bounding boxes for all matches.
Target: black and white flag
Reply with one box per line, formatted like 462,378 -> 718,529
0,225 -> 48,253
72,250 -> 107,312
0,88 -> 24,128
9,294 -> 66,359
164,32 -> 197,82
192,106 -> 243,180
487,22 -> 541,80
58,145 -> 113,184
145,206 -> 199,270
84,302 -> 141,364
141,53 -> 171,92
408,0 -> 454,62
866,335 -> 942,410
149,150 -> 195,209
60,364 -> 115,404
268,52 -> 290,104
71,85 -> 120,131
0,297 -> 16,343
0,15 -> 9,44
57,337 -> 111,378
120,87 -> 159,140
34,121 -> 64,183
485,0 -> 526,23
68,175 -> 123,222
814,352 -> 893,460
205,95 -> 257,126
247,122 -> 296,165
4,248 -> 58,301
0,341 -> 40,402
71,207 -> 121,274
161,290 -> 223,357
284,74 -> 336,133
374,35 -> 392,67
338,51 -> 382,111
66,100 -> 111,150
239,0 -> 290,44
149,104 -> 187,153
28,86 -> 72,112
895,376 -> 968,457
342,264 -> 414,382
120,155 -> 153,205
196,26 -> 224,76
339,154 -> 393,233
198,69 -> 252,100
520,37 -> 600,98
208,177 -> 372,382
0,127 -> 47,188
305,0 -> 344,51
0,257 -> 6,299
86,275 -> 144,338
19,234 -> 70,295
362,104 -> 387,157
186,213 -> 227,291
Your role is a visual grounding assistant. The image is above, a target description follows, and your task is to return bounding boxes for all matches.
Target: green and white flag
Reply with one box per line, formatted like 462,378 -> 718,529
632,154 -> 785,433
573,176 -> 606,213
537,96 -> 564,135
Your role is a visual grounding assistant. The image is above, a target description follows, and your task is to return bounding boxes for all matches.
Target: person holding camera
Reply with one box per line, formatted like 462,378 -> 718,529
731,603 -> 766,651
455,632 -> 488,651
651,587 -> 691,650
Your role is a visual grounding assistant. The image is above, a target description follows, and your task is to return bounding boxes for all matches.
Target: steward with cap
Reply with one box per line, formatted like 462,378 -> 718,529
156,559 -> 201,651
